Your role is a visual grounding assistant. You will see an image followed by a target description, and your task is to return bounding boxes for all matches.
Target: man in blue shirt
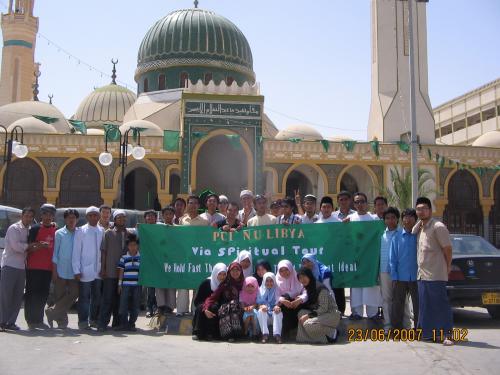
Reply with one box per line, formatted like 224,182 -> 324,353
389,208 -> 419,330
46,208 -> 79,329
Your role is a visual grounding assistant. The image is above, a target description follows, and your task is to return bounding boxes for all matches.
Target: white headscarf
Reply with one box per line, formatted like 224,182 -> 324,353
210,263 -> 228,291
235,250 -> 253,278
276,260 -> 303,299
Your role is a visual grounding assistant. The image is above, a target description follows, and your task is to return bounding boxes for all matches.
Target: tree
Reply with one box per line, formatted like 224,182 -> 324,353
377,168 -> 435,212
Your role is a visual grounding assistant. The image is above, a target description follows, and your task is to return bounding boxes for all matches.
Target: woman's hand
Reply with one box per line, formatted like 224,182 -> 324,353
298,314 -> 309,325
204,310 -> 216,319
291,299 -> 302,309
281,300 -> 292,308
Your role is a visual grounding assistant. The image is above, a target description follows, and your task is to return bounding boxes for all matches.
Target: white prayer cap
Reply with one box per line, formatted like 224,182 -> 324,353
240,190 -> 254,199
113,209 -> 126,220
40,203 -> 56,214
219,195 -> 229,203
86,206 -> 100,215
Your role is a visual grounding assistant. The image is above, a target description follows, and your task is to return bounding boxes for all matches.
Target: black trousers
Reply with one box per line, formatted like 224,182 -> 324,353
391,280 -> 419,329
99,278 -> 120,328
24,269 -> 52,324
192,304 -> 220,339
333,288 -> 346,315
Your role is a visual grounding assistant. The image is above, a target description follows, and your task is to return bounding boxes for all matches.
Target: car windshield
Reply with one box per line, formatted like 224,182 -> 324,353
451,236 -> 500,256
0,208 -> 22,238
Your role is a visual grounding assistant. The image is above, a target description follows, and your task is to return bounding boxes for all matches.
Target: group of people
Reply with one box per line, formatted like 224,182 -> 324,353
0,188 -> 455,345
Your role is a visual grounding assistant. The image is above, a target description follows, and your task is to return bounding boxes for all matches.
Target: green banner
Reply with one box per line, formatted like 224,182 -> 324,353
138,221 -> 385,289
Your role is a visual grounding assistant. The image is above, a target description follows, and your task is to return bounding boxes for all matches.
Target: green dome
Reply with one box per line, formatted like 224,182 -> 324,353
135,8 -> 255,86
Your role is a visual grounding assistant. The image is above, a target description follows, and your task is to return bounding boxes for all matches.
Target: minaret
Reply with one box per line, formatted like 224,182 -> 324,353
368,0 -> 435,144
0,0 -> 39,105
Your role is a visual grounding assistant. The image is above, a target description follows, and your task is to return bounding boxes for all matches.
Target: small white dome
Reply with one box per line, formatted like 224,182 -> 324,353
119,120 -> 163,136
8,117 -> 57,134
472,131 -> 500,148
275,124 -> 323,141
0,101 -> 71,133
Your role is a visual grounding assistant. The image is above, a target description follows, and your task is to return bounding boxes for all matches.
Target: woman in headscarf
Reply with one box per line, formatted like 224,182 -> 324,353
192,263 -> 227,340
203,262 -> 245,342
301,254 -> 335,296
256,272 -> 283,344
275,260 -> 307,340
253,259 -> 273,286
296,267 -> 341,344
239,276 -> 259,338
235,250 -> 253,278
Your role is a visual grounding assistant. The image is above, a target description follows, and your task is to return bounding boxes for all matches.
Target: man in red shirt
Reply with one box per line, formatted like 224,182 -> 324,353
25,204 -> 57,329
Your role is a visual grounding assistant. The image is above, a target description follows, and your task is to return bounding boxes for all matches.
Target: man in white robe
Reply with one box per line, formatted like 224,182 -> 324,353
348,193 -> 382,320
72,206 -> 104,330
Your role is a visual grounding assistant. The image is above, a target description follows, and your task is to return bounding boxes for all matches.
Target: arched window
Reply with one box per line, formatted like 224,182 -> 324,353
226,76 -> 234,86
158,74 -> 166,90
143,78 -> 149,93
180,72 -> 189,88
204,73 -> 213,85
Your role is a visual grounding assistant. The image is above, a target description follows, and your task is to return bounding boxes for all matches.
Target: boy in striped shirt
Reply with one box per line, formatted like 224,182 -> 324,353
116,234 -> 141,331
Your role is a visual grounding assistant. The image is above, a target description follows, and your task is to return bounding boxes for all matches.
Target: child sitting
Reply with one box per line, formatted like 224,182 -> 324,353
256,272 -> 283,344
239,276 -> 259,339
117,234 -> 141,331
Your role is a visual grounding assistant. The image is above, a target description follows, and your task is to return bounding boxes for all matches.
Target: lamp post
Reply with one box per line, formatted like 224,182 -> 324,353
1,125 -> 29,204
99,127 -> 146,208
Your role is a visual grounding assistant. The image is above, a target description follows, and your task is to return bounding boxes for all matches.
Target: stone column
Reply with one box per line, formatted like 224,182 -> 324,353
481,199 -> 494,241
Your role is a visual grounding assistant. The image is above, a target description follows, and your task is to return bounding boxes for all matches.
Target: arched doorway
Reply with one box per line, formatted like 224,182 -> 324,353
124,167 -> 159,210
489,176 -> 500,247
4,158 -> 45,209
286,170 -> 312,198
58,158 -> 102,207
169,170 -> 181,201
339,166 -> 375,202
195,135 -> 248,201
285,165 -> 325,199
444,170 -> 483,235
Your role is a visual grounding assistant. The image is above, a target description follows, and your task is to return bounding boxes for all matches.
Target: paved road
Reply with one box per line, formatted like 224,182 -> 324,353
0,307 -> 499,375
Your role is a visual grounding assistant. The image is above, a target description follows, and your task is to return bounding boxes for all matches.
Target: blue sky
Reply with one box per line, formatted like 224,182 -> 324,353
1,0 -> 498,140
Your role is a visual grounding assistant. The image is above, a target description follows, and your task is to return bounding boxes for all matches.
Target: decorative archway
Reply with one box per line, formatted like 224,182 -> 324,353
338,165 -> 377,202
169,169 -> 181,201
282,163 -> 328,199
124,167 -> 160,211
443,170 -> 483,235
58,158 -> 102,207
489,175 -> 500,247
4,158 -> 45,209
192,132 -> 252,201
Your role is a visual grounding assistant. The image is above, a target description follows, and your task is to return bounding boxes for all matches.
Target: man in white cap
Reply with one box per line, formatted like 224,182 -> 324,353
238,190 -> 256,225
72,206 -> 104,330
25,203 -> 57,329
98,209 -> 128,331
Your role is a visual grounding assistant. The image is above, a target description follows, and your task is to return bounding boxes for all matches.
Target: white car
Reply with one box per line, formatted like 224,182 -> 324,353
0,205 -> 22,251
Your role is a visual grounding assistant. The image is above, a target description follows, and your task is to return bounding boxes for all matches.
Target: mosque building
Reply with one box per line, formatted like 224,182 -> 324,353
0,0 -> 499,246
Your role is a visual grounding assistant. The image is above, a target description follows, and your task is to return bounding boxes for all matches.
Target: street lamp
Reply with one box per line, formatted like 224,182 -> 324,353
99,127 -> 146,208
1,125 -> 29,204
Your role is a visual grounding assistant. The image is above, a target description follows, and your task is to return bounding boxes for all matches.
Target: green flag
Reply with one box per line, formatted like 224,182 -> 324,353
396,141 -> 410,153
138,221 -> 385,289
320,139 -> 330,152
131,127 -> 146,142
370,140 -> 380,158
163,130 -> 180,152
103,123 -> 120,142
32,115 -> 58,124
258,135 -> 264,145
68,120 -> 87,135
427,148 -> 433,161
342,140 -> 357,152
225,134 -> 241,150
288,138 -> 301,143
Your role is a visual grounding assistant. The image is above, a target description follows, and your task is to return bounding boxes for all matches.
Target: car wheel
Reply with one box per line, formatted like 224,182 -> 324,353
487,306 -> 500,319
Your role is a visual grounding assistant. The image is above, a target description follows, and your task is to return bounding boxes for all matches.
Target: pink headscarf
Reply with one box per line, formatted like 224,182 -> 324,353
239,276 -> 259,306
276,260 -> 304,299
